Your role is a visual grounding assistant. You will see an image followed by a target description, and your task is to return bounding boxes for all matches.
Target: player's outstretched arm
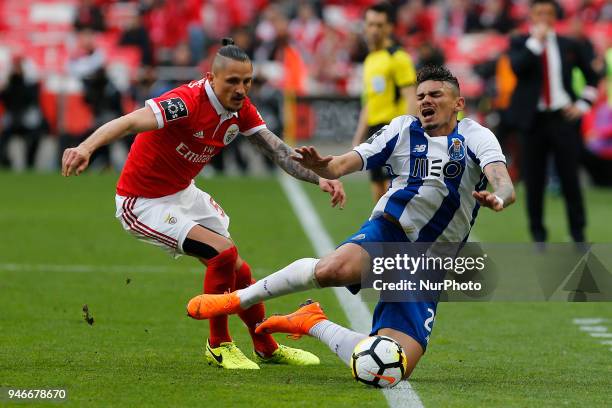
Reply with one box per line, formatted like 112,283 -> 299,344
248,129 -> 346,208
472,162 -> 516,212
61,107 -> 158,177
291,146 -> 363,180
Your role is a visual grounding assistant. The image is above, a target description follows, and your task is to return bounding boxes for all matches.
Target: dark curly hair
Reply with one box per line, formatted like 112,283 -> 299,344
416,65 -> 460,94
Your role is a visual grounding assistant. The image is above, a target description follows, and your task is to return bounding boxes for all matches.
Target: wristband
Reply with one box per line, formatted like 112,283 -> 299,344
494,195 -> 504,208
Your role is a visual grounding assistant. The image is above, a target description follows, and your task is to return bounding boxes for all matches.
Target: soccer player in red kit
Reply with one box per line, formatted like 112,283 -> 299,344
61,39 -> 346,369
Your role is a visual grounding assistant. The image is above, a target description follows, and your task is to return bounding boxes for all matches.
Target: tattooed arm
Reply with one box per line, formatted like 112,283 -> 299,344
247,128 -> 321,183
472,162 -> 516,212
247,128 -> 346,208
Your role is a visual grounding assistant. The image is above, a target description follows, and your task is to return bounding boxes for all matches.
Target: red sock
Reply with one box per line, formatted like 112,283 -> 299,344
235,261 -> 278,357
204,246 -> 238,348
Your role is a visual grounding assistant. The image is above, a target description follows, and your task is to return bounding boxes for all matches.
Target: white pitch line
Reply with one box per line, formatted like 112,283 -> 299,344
579,326 -> 608,332
589,333 -> 612,338
572,319 -> 612,352
573,318 -> 606,325
279,174 -> 424,408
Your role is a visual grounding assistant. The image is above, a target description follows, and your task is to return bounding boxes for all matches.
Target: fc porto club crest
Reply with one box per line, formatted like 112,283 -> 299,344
223,124 -> 240,145
448,138 -> 465,161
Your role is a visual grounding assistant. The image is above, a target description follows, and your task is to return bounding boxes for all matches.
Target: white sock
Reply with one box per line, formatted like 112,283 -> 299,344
308,320 -> 367,366
237,258 -> 320,309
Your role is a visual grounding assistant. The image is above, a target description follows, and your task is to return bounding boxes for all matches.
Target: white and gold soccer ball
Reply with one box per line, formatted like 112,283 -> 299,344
350,335 -> 407,388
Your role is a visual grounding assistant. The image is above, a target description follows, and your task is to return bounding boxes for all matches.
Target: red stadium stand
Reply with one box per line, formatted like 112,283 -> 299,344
104,2 -> 138,33
0,0 -> 609,138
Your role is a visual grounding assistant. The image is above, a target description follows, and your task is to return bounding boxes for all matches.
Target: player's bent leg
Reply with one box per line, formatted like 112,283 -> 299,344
189,234 -> 261,368
233,261 -> 321,366
240,243 -> 369,306
255,299 -> 328,338
234,259 -> 279,357
183,224 -> 234,259
256,300 -> 367,366
186,243 -> 371,320
185,225 -> 240,352
186,257 -> 319,319
255,301 -> 423,374
199,248 -> 237,345
377,328 -> 424,379
240,243 -> 368,309
314,243 -> 370,288
116,190 -> 259,367
187,244 -> 241,320
238,257 -> 321,309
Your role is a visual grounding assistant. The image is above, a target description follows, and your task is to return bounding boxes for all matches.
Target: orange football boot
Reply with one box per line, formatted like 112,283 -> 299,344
255,300 -> 327,339
187,292 -> 242,320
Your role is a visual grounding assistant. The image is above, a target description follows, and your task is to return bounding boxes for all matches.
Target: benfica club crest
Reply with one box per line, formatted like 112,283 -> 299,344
223,124 -> 240,145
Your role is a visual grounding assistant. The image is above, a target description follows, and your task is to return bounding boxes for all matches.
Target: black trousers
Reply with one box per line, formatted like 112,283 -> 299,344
522,111 -> 586,242
0,124 -> 41,169
367,124 -> 390,182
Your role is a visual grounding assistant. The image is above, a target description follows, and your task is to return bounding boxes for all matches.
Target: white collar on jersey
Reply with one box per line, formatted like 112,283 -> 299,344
205,79 -> 239,118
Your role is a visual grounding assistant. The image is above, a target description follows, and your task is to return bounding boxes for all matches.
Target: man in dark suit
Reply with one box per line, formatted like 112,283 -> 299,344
507,0 -> 598,242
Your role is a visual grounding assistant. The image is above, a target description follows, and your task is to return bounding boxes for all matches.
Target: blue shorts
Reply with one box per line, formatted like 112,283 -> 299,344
340,216 -> 438,352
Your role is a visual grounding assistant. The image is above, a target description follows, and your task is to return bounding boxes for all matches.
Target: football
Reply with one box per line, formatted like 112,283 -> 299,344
351,336 -> 408,388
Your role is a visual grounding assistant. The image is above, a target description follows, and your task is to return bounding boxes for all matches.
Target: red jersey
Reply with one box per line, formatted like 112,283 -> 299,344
117,79 -> 266,198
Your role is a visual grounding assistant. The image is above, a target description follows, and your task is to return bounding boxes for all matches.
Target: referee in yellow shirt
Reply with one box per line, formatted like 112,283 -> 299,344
352,2 -> 417,201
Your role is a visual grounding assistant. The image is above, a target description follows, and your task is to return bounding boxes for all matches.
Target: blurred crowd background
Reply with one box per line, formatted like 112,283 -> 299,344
0,0 -> 610,184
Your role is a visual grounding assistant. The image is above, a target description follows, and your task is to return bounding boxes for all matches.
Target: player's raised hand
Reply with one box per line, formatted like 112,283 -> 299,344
62,145 -> 92,177
319,178 -> 346,209
292,146 -> 333,172
472,191 -> 504,212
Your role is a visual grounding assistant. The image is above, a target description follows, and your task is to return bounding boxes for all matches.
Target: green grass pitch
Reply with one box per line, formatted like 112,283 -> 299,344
1,172 -> 611,407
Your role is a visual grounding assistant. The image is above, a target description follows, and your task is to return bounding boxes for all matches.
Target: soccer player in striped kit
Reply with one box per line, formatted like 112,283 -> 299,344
187,65 -> 515,378
61,39 -> 345,369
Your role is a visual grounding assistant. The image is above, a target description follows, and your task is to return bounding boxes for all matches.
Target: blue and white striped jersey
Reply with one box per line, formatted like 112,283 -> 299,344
354,115 -> 505,243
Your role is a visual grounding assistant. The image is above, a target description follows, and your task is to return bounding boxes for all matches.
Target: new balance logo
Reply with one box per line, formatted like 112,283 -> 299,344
193,131 -> 204,138
413,144 -> 426,153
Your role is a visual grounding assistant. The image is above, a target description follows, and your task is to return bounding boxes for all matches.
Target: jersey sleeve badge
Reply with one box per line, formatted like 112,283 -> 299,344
160,97 -> 189,121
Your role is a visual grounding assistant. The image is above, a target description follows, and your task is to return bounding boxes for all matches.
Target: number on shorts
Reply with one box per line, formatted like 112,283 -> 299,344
209,197 -> 225,217
424,308 -> 435,333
